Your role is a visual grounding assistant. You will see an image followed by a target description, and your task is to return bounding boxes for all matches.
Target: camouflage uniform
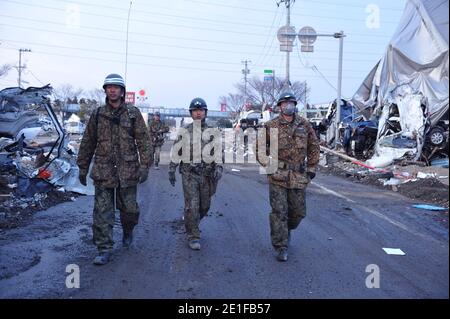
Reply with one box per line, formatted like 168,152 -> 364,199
169,121 -> 222,241
257,114 -> 320,250
77,102 -> 151,252
149,120 -> 169,166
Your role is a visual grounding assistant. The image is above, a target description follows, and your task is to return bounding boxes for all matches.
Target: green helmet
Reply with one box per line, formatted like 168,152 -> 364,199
277,91 -> 297,106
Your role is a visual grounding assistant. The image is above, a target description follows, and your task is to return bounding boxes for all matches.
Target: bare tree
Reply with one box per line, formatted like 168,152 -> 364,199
52,84 -> 83,119
87,88 -> 105,105
0,64 -> 12,78
53,84 -> 83,102
218,93 -> 245,113
223,76 -> 309,112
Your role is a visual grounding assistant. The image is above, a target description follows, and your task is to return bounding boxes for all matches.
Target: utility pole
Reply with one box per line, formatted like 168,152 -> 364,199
241,60 -> 251,103
125,1 -> 133,83
277,0 -> 294,86
17,48 -> 31,88
335,31 -> 344,147
298,27 -> 346,147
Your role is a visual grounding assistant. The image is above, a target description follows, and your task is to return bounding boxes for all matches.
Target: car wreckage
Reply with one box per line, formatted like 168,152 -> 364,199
0,85 -> 93,198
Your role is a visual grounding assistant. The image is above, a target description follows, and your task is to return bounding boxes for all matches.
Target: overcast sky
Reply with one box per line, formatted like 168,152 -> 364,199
0,0 -> 406,109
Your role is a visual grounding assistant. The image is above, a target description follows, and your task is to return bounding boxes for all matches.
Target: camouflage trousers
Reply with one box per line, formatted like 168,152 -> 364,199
181,172 -> 214,240
153,145 -> 161,166
269,183 -> 306,250
93,186 -> 140,252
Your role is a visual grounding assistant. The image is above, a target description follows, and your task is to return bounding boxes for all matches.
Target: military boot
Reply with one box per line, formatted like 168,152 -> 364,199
122,230 -> 133,249
276,248 -> 288,262
188,239 -> 201,250
93,251 -> 111,265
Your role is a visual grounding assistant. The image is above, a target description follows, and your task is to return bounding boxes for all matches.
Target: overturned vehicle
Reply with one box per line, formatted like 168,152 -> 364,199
0,85 -> 92,198
350,0 -> 449,166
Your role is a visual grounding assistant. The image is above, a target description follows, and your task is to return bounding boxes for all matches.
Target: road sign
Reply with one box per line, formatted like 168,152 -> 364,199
277,25 -> 296,52
264,69 -> 273,74
298,26 -> 317,52
125,91 -> 135,104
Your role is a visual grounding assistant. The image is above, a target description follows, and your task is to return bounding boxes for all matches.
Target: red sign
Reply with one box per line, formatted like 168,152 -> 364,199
139,89 -> 146,96
125,91 -> 135,105
220,103 -> 227,112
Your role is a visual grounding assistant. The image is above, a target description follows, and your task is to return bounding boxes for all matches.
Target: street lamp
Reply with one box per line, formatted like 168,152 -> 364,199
298,27 -> 346,147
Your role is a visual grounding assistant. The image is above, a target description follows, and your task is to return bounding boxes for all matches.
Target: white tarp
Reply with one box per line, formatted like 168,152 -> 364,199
352,0 -> 448,166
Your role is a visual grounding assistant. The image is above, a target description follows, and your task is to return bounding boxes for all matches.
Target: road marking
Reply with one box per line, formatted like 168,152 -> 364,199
312,181 -> 433,241
313,182 -> 356,203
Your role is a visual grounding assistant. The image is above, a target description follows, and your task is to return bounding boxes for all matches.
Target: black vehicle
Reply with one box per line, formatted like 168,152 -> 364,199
342,118 -> 378,159
422,109 -> 449,162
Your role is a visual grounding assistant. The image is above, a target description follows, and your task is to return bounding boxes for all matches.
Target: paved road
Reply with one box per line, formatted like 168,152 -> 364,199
0,145 -> 448,299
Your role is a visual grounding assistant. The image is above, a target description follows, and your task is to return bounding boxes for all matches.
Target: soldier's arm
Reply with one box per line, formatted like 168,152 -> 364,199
76,110 -> 97,176
133,109 -> 152,168
255,124 -> 270,167
168,133 -> 183,173
161,123 -> 170,133
306,121 -> 320,173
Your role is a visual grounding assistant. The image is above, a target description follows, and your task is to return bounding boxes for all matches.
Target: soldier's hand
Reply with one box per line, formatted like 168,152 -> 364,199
214,166 -> 223,181
79,172 -> 87,186
139,167 -> 149,184
169,171 -> 176,186
307,172 -> 316,180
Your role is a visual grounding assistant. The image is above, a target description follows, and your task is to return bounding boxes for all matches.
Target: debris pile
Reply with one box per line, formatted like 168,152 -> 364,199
0,85 -> 93,228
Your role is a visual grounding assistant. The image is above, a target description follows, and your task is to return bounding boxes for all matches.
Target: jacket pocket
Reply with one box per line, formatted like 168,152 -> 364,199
269,169 -> 289,182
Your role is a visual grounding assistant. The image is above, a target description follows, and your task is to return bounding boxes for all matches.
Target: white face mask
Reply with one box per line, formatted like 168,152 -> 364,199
282,102 -> 296,116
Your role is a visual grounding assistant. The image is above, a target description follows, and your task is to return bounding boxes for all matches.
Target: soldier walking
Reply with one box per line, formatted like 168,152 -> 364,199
168,98 -> 223,250
257,91 -> 320,262
77,73 -> 151,265
148,111 -> 169,169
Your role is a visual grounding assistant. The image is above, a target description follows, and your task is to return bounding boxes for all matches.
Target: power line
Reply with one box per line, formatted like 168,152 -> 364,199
298,0 -> 403,11
0,23 -> 385,61
0,46 -> 368,80
26,69 -> 46,86
0,14 -> 267,48
0,12 -> 389,49
46,0 -> 277,30
2,0 -> 271,37
259,10 -> 286,66
255,6 -> 280,66
0,13 -> 395,47
296,44 -> 336,92
1,38 -> 373,74
182,0 -> 401,24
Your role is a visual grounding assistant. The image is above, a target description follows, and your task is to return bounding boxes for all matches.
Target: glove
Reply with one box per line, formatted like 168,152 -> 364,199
307,172 -> 316,180
79,172 -> 87,186
139,167 -> 149,184
214,166 -> 223,181
169,171 -> 176,187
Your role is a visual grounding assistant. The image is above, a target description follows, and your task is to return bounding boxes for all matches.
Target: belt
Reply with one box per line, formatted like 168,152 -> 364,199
278,160 -> 305,172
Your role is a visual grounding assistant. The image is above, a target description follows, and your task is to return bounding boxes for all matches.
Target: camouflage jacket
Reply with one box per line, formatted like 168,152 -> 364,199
149,120 -> 169,146
77,102 -> 152,188
169,121 -> 223,177
257,114 -> 320,189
